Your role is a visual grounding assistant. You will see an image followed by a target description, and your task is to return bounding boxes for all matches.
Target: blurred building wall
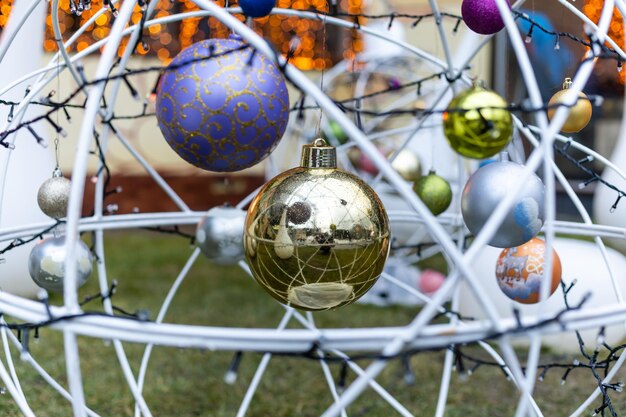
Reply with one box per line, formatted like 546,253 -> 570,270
49,0 -> 491,180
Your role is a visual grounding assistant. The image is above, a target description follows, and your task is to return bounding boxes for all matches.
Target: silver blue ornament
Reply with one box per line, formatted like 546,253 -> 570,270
196,206 -> 246,264
28,235 -> 93,293
461,161 -> 545,248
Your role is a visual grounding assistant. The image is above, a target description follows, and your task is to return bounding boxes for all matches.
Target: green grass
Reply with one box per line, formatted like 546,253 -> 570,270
0,231 -> 623,416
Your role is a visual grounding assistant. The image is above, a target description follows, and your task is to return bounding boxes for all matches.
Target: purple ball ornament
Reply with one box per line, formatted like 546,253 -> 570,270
461,0 -> 511,35
239,0 -> 276,18
156,36 -> 290,172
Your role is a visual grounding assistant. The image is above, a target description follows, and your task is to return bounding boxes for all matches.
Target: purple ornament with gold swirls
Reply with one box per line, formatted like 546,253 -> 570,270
156,36 -> 290,172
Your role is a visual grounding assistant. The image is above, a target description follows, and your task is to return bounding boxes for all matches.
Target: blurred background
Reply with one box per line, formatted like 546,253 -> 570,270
0,0 -> 619,217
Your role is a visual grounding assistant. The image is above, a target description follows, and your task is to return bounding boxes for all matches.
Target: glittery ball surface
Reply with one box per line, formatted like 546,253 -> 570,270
37,176 -> 71,219
413,172 -> 452,216
156,37 -> 290,172
461,0 -> 510,35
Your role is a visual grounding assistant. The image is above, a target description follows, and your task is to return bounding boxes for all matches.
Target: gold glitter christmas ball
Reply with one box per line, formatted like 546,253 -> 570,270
244,139 -> 391,311
443,83 -> 513,159
547,78 -> 593,133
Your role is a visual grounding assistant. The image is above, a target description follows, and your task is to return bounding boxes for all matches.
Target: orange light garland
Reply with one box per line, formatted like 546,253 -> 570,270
583,0 -> 625,84
0,0 -> 362,70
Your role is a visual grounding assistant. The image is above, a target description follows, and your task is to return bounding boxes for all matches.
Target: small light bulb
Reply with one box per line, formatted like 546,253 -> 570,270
224,371 -> 237,385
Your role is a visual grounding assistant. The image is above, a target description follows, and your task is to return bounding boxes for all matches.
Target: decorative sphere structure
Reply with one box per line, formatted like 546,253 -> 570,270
0,1 -> 624,416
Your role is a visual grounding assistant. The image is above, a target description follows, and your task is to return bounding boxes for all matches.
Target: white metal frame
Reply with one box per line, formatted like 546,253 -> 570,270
0,1 -> 623,416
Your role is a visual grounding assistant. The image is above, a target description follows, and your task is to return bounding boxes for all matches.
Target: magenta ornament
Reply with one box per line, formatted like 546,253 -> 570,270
156,36 -> 290,172
461,0 -> 510,35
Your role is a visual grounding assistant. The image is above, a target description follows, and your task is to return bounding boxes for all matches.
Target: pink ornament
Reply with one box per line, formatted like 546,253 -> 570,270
461,0 -> 510,35
420,269 -> 446,294
359,153 -> 379,176
347,147 -> 382,176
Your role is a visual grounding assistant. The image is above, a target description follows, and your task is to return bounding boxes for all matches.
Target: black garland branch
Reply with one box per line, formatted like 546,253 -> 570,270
512,10 -> 621,61
0,10 -> 623,411
142,225 -> 196,242
555,140 -> 626,212
0,44 -> 254,147
288,94 -> 600,120
0,221 -> 64,259
0,287 -> 588,356
0,8 -> 623,141
0,258 -> 623,413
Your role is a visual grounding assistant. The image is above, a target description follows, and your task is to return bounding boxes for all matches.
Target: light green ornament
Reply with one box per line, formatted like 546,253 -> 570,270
443,83 -> 513,159
413,171 -> 452,216
323,121 -> 349,145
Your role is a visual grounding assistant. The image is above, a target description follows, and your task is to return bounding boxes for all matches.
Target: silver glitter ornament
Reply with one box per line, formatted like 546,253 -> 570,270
195,206 -> 246,264
461,161 -> 545,248
28,235 -> 93,293
37,169 -> 71,219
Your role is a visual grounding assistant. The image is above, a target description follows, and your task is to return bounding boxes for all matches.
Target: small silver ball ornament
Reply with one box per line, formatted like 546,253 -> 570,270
461,161 -> 545,248
37,169 -> 71,219
195,206 -> 246,264
28,235 -> 93,293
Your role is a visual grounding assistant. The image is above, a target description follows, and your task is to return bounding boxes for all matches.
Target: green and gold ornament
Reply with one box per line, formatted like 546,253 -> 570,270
443,83 -> 513,159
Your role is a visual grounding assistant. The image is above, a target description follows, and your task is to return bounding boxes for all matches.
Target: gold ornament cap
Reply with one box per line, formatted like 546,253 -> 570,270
472,79 -> 486,89
301,138 -> 337,169
562,77 -> 572,89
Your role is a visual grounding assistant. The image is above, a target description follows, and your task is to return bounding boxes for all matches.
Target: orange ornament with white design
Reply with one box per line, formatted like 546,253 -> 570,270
495,237 -> 562,304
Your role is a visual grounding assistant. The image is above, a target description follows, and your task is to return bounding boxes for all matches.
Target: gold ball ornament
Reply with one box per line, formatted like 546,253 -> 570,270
413,171 -> 453,216
244,139 -> 391,311
547,78 -> 592,133
443,83 -> 513,159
